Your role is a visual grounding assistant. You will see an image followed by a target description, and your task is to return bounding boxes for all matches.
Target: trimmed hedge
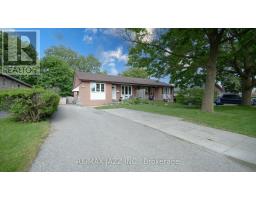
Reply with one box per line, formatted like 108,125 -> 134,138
0,88 -> 60,122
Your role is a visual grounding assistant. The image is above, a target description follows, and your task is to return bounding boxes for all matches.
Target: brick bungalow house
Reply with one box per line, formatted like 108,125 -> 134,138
0,73 -> 31,89
72,71 -> 174,106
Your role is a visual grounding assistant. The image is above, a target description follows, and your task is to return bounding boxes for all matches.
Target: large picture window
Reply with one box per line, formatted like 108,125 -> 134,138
91,83 -> 105,93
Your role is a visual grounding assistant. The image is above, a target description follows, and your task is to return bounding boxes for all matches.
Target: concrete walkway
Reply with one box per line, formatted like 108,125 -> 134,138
30,105 -> 255,171
104,108 -> 256,165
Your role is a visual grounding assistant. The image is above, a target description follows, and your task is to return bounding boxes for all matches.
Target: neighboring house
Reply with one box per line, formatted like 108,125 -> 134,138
72,71 -> 174,106
0,73 -> 31,89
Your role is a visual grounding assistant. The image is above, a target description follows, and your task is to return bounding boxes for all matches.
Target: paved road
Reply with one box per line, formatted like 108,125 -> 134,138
30,105 -> 254,171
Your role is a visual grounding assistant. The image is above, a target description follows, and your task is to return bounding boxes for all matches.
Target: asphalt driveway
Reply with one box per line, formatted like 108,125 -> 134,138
105,108 -> 256,165
30,105 -> 255,171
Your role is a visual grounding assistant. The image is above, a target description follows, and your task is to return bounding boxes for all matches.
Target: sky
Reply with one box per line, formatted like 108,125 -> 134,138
16,28 -> 130,76
13,28 -> 169,83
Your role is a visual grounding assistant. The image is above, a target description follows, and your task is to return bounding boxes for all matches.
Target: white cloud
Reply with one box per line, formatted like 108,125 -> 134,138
82,29 -> 128,75
110,68 -> 118,75
83,35 -> 93,44
141,28 -> 156,43
102,62 -> 118,75
102,47 -> 128,63
84,28 -> 98,34
82,29 -> 124,44
100,28 -> 124,37
108,63 -> 119,75
100,47 -> 128,75
83,28 -> 99,43
108,62 -> 115,67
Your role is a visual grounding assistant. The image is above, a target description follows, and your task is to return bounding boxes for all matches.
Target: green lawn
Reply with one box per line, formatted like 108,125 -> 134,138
98,103 -> 256,137
0,117 -> 50,172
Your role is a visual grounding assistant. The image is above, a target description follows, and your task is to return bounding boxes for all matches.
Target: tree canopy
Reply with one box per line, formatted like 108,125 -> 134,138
44,45 -> 101,73
126,28 -> 227,112
218,29 -> 256,105
38,56 -> 73,96
121,67 -> 149,78
127,29 -> 207,87
127,28 -> 256,109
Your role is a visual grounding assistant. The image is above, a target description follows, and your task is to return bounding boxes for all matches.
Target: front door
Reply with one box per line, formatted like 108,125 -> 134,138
112,85 -> 116,100
121,85 -> 132,99
149,87 -> 155,100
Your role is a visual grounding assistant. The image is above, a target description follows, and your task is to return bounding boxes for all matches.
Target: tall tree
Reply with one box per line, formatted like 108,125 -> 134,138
0,31 -> 2,67
81,55 -> 101,73
45,45 -> 101,73
44,45 -> 78,67
38,56 -> 73,96
201,29 -> 225,112
217,72 -> 241,93
219,29 -> 256,105
126,28 -> 226,112
122,67 -> 149,78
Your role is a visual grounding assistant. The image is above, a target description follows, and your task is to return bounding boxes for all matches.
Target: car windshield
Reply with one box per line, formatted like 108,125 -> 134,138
223,94 -> 240,98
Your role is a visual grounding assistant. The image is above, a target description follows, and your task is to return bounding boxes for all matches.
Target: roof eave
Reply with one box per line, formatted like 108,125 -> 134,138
79,79 -> 172,87
0,73 -> 32,87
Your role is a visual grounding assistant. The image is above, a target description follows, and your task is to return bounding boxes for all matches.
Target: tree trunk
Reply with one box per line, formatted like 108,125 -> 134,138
201,44 -> 219,112
201,58 -> 217,112
241,77 -> 252,105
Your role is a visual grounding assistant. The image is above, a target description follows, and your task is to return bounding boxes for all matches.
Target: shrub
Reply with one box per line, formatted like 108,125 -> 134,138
123,97 -> 151,105
176,88 -> 204,107
0,88 -> 59,122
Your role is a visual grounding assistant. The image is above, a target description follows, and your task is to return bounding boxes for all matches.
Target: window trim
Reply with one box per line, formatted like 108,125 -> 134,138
121,85 -> 132,96
163,87 -> 170,94
91,82 -> 105,93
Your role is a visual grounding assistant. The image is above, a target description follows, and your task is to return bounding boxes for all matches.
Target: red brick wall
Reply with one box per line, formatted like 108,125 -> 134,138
79,82 -> 112,106
78,81 -> 173,106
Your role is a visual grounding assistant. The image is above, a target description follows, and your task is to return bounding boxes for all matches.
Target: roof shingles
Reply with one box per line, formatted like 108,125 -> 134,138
76,72 -> 171,87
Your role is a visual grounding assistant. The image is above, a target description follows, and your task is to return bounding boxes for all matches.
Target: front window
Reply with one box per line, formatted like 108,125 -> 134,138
163,87 -> 170,94
122,86 -> 124,95
101,84 -> 104,92
96,83 -> 100,92
145,88 -> 149,95
121,85 -> 132,96
91,83 -> 105,92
